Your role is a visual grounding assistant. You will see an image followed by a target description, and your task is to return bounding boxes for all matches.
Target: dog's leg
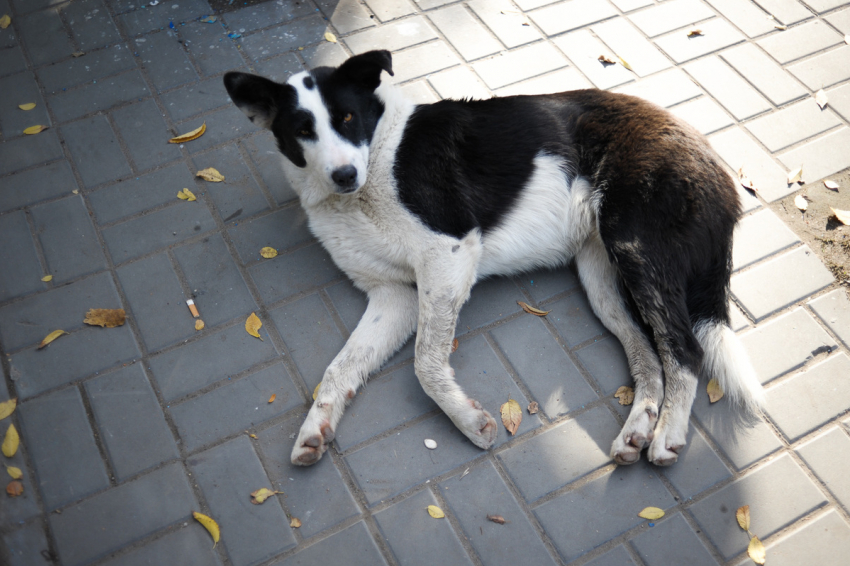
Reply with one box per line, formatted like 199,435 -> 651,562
291,283 -> 418,465
646,357 -> 698,466
413,235 -> 498,450
575,236 -> 664,465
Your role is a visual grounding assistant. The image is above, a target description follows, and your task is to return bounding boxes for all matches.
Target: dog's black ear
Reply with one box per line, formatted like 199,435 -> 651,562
224,71 -> 289,129
336,50 -> 394,92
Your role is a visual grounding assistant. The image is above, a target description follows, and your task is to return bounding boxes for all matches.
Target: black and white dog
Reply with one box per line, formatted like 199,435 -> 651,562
224,50 -> 764,467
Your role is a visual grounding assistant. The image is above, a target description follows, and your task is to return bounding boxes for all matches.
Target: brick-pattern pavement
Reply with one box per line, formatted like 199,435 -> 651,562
1,0 -> 849,565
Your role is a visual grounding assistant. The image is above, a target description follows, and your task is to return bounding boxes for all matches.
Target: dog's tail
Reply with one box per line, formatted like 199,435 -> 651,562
694,320 -> 765,415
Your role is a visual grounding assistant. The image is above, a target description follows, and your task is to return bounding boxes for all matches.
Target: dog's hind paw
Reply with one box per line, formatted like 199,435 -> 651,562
610,403 -> 658,465
459,398 -> 498,450
647,423 -> 686,467
291,420 -> 335,466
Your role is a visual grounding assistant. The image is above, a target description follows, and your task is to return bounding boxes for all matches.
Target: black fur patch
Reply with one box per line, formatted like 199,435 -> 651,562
303,75 -> 315,90
310,66 -> 386,151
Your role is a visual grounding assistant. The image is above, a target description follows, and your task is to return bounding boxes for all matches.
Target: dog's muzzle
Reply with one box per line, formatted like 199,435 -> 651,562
332,165 -> 358,192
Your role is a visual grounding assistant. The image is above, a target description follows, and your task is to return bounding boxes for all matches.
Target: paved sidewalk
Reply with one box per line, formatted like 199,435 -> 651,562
2,0 -> 850,564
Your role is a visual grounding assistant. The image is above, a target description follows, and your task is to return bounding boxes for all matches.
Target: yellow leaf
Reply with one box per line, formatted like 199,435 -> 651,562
500,398 -> 522,435
824,180 -> 839,191
268,394 -> 276,403
177,188 -> 197,201
83,308 -> 126,328
41,275 -> 52,282
38,329 -> 67,349
614,385 -> 635,406
246,312 -> 263,340
18,103 -> 36,111
787,166 -> 803,185
0,14 -> 10,29
736,505 -> 750,531
831,207 -> 850,226
427,505 -> 445,518
324,31 -> 337,43
196,167 -> 225,182
250,487 -> 282,504
169,122 -> 206,143
0,399 -> 17,421
195,319 -> 205,331
23,125 -> 47,135
313,383 -> 320,401
794,194 -> 808,212
815,89 -> 828,109
6,466 -> 22,479
290,517 -> 302,528
248,433 -> 258,439
260,247 -> 278,259
193,512 -> 220,548
638,506 -> 665,520
618,57 -> 633,71
2,424 -> 19,458
747,535 -> 766,565
707,378 -> 724,403
517,301 -> 549,316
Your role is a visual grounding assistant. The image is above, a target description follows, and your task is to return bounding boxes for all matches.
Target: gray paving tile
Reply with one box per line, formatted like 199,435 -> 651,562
659,425 -> 731,499
0,211 -> 44,303
746,100 -> 841,153
101,201 -> 217,264
516,265 -> 580,303
18,8 -> 73,66
0,160 -> 77,213
428,5 -> 501,62
252,51 -> 306,83
117,0 -> 213,36
300,41 -> 349,70
30,195 -> 107,283
706,0 -> 776,38
753,0 -> 813,24
632,514 -> 719,566
827,82 -> 850,122
62,0 -> 121,50
535,462 -> 676,563
655,18 -> 746,64
457,276 -> 523,336
766,353 -> 850,441
546,290 -> 607,347
809,0 -> 850,11
0,44 -> 27,77
316,0 -> 376,34
808,289 -> 850,349
629,0 -> 716,38
490,315 -> 597,417
528,0 -> 616,37
366,0 -> 417,21
494,67 -> 593,97
733,209 -> 800,271
273,521 -> 387,566
720,43 -> 808,106
614,68 -> 702,108
181,19 -> 245,77
240,15 -> 330,61
670,96 -> 734,135
2,522 -> 52,566
136,30 -> 199,92
441,460 -> 559,566
498,405 -> 620,501
181,105 -> 261,154
709,127 -> 791,202
345,16 -> 437,55
796,427 -> 850,511
690,454 -> 827,559
575,336 -> 631,394
0,129 -> 64,176
227,208 -> 312,264
159,75 -> 233,122
592,16 -> 672,78
375,489 -> 475,566
778,127 -> 850,182
49,463 -> 197,566
61,115 -> 132,189
473,42 -> 567,90
190,144 -> 270,222
585,546 -> 639,566
553,30 -> 634,90
739,307 -> 837,384
753,510 -> 850,566
0,440 -> 41,528
685,56 -> 771,121
112,99 -> 183,171
190,436 -> 296,565
224,0 -> 314,32
242,132 -> 299,205
37,45 -> 136,92
86,364 -> 179,480
18,386 -> 110,510
48,70 -> 151,122
117,252 -> 194,352
99,526 -> 223,566
0,72 -> 50,139
825,6 -> 850,33
757,20 -> 843,64
788,45 -> 850,89
250,242 -> 342,304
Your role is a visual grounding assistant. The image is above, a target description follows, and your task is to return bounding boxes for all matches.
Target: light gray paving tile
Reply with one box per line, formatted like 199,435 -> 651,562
610,0 -> 652,10
720,43 -> 808,106
732,209 -> 800,271
628,0 -> 716,37
428,66 -> 491,100
528,0 -> 618,37
99,528 -> 222,566
706,0 -> 775,38
614,68 -> 702,108
808,289 -> 850,349
778,127 -> 850,182
585,546 -> 639,566
315,0 -> 375,34
48,68 -> 152,121
808,0 -> 850,13
469,0 -> 542,48
365,0 -> 416,21
0,71 -> 50,140
345,16 -> 437,55
752,0 -> 814,25
495,67 -> 592,96
273,522 -> 387,566
730,301 -> 751,331
300,41 -> 348,69
592,17 -> 672,78
788,45 -> 850,89
655,17 -> 746,64
428,5 -> 501,62
660,425 -> 732,499
796,428 -> 850,511
766,353 -> 850,441
685,56 -> 771,120
472,42 -> 567,90
708,127 -> 795,202
2,522 -> 51,566
751,510 -> 850,566
387,41 -> 461,85
826,82 -> 850,122
399,81 -> 439,104
553,29 -> 634,90
746,100 -> 841,152
825,7 -> 850,34
632,514 -> 719,566
757,20 -> 844,64
670,96 -> 734,135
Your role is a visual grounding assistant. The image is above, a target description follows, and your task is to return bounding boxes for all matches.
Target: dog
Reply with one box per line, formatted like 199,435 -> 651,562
224,50 -> 765,467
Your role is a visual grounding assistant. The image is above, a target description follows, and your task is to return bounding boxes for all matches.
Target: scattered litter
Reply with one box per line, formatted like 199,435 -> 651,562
228,32 -> 242,39
424,438 -> 437,449
200,15 -> 217,23
187,299 -> 200,318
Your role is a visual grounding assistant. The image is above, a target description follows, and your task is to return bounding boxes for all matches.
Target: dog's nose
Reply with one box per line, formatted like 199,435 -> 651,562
331,165 -> 358,189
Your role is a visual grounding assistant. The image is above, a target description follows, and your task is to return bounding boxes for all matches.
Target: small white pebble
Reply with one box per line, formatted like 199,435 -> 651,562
424,438 -> 437,449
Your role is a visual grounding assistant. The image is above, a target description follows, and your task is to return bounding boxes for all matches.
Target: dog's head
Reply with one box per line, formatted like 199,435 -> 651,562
224,50 -> 393,201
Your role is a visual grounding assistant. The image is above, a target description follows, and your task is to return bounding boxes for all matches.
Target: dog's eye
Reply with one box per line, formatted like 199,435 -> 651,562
298,129 -> 311,136
343,113 -> 353,123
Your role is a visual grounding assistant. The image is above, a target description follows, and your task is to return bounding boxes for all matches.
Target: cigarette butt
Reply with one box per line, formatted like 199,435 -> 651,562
187,299 -> 200,318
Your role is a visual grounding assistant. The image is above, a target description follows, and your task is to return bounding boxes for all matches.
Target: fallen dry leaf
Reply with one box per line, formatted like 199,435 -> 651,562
6,480 -> 23,497
260,246 -> 278,259
831,207 -> 850,225
787,166 -> 803,185
736,505 -> 750,531
824,180 -> 839,191
614,385 -> 635,406
324,31 -> 337,43
451,338 -> 459,353
313,383 -> 320,401
246,313 -> 263,340
598,54 -> 616,65
248,433 -> 258,439
169,122 -> 206,144
0,14 -> 10,29
517,301 -> 549,316
527,401 -> 539,414
427,505 -> 445,519
268,394 -> 276,403
638,506 -> 665,520
23,125 -> 47,135
177,188 -> 197,201
41,275 -> 52,282
737,167 -> 755,191
748,535 -> 766,565
619,57 -> 633,71
0,399 -> 16,421
71,51 -> 85,57
487,514 -> 507,524
38,329 -> 67,349
193,511 -> 220,547
84,308 -> 126,328
196,167 -> 225,182
250,487 -> 282,504
794,194 -> 808,212
707,378 -> 724,403
687,29 -> 703,37
18,103 -> 36,111
195,319 -> 205,331
500,398 -> 522,435
2,424 -> 20,458
290,517 -> 302,528
774,24 -> 787,30
815,89 -> 828,109
6,466 -> 22,480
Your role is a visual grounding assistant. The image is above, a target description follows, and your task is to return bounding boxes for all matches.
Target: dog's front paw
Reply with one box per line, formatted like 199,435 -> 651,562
647,420 -> 687,467
291,419 -> 335,466
610,404 -> 657,465
457,398 -> 498,450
